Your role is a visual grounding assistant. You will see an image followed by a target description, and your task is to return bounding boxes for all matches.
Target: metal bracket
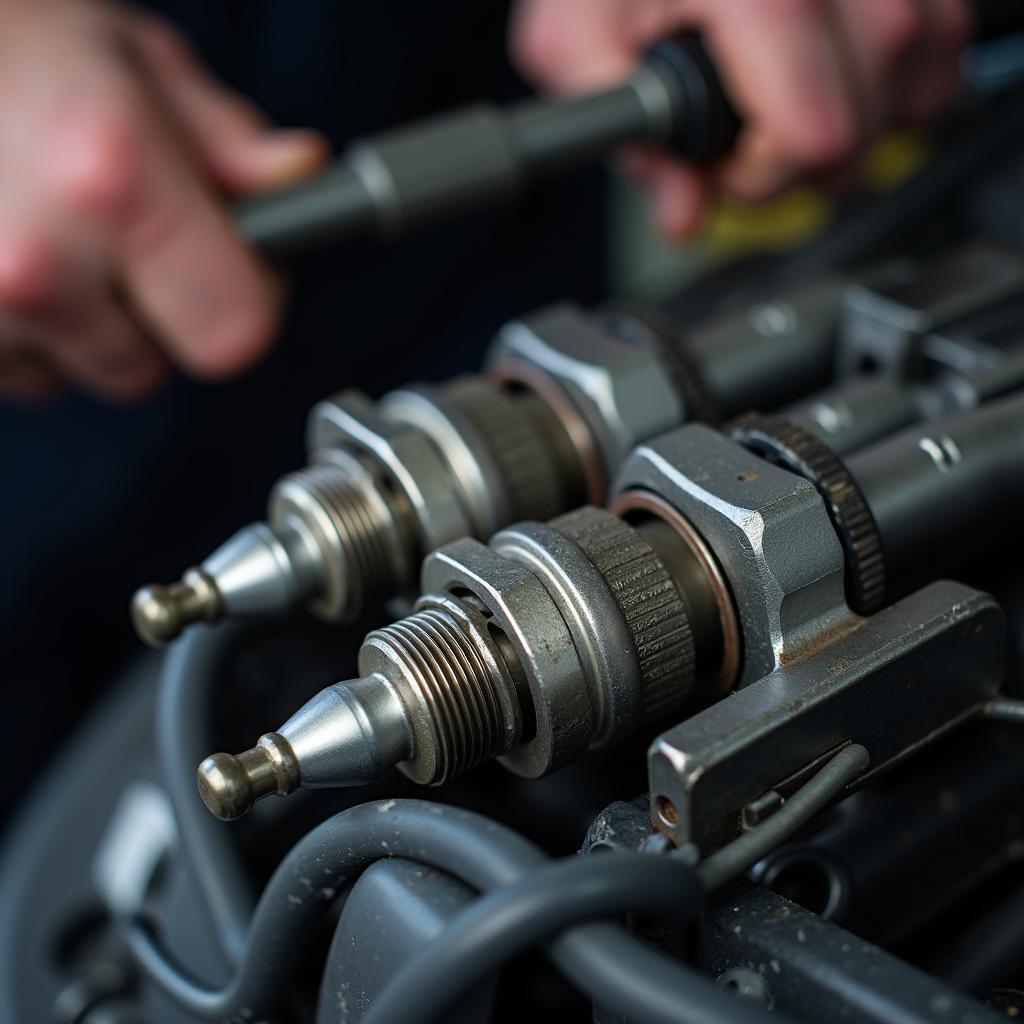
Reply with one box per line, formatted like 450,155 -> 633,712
648,580 -> 1004,851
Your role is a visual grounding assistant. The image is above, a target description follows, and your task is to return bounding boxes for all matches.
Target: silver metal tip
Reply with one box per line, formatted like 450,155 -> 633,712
197,752 -> 256,820
130,568 -> 222,647
197,734 -> 300,821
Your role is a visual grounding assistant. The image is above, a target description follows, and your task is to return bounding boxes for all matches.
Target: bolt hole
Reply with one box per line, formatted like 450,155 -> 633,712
756,847 -> 850,921
656,795 -> 679,827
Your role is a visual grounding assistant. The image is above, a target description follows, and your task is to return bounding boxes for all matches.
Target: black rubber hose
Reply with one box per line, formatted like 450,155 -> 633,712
360,853 -> 702,1024
126,799 -> 776,1024
157,624 -> 254,961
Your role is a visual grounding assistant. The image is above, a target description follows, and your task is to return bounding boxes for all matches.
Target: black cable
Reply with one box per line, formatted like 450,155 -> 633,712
126,799 -> 777,1024
360,853 -> 702,1024
157,624 -> 255,961
696,743 -> 870,892
348,746 -> 868,1024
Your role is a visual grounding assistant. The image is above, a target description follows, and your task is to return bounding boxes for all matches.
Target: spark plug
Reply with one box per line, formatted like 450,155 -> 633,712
198,504 -> 722,819
133,286 -> 843,646
199,392 -> 1024,819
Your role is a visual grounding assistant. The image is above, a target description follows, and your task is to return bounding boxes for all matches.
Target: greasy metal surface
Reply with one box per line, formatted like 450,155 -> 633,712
612,488 -> 741,695
699,881 -> 1004,1024
648,581 -> 1003,851
727,413 -> 886,615
546,508 -> 695,724
614,424 -> 852,687
487,302 -> 685,482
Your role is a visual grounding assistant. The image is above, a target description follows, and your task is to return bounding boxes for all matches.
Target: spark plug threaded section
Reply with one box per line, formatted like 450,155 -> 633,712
364,604 -> 519,785
271,458 -> 412,621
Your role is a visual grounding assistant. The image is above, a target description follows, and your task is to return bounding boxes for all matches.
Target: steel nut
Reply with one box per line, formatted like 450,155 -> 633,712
307,390 -> 473,553
487,302 -> 684,480
613,424 -> 853,686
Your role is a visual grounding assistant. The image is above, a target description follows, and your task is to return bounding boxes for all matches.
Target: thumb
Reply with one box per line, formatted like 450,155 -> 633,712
130,16 -> 328,194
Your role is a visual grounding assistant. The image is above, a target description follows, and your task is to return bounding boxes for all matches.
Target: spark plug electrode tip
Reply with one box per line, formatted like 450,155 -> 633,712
197,734 -> 301,821
197,752 -> 257,821
131,568 -> 223,647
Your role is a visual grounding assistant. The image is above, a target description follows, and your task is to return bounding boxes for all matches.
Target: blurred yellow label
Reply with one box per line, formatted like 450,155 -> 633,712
706,130 -> 930,256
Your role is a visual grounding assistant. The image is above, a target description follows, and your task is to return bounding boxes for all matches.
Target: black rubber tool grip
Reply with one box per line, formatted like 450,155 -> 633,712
236,34 -> 740,255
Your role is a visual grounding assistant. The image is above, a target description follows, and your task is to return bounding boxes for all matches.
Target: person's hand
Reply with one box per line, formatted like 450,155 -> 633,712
0,0 -> 326,402
512,0 -> 971,237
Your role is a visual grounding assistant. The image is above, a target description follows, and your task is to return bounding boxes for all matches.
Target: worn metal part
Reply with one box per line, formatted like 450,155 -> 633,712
132,449 -> 408,647
424,505 -> 697,774
546,508 -> 694,723
728,414 -> 886,615
361,593 -> 523,785
484,521 -> 644,751
487,302 -> 687,488
136,273 -> 854,649
436,376 -> 574,523
698,881 -> 1005,1024
132,370 -> 586,645
382,379 -> 534,538
612,487 -> 740,696
647,581 -> 1003,852
614,424 -> 852,687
